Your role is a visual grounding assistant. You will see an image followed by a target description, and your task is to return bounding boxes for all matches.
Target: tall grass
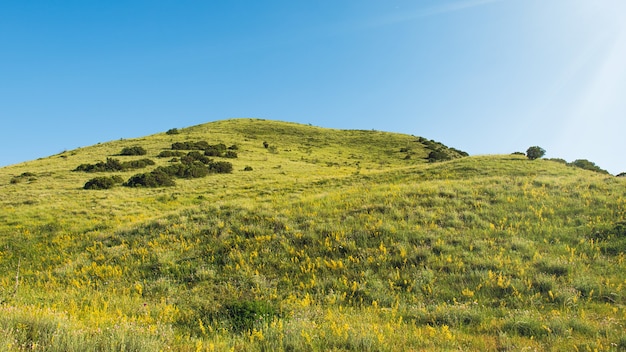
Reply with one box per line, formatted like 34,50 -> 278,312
0,119 -> 624,350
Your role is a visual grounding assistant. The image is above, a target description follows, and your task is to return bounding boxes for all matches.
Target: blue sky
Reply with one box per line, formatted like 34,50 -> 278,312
1,0 -> 625,174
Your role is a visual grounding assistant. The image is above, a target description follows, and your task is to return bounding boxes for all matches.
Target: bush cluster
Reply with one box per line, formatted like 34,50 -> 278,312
567,159 -> 609,174
427,150 -> 452,163
119,146 -> 147,156
123,151 -> 233,188
83,175 -> 124,190
165,128 -> 180,135
418,137 -> 467,162
74,158 -> 155,172
124,170 -> 176,188
157,150 -> 186,158
171,141 -> 238,158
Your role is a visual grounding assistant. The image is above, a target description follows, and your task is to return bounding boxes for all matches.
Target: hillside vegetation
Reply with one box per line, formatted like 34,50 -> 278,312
0,119 -> 624,351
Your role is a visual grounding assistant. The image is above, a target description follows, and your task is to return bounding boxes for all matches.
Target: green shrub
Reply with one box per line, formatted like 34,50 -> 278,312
568,159 -> 609,174
157,150 -> 185,158
120,146 -> 147,156
165,128 -> 179,135
427,150 -> 451,163
526,146 -> 546,160
171,141 -> 209,150
243,166 -> 253,171
74,158 -> 154,172
209,161 -> 233,174
84,176 -> 124,190
122,158 -> 155,169
124,170 -> 175,188
74,158 -> 124,172
224,150 -> 238,158
181,151 -> 212,165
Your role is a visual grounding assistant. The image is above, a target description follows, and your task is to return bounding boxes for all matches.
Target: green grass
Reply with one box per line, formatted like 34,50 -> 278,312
0,118 -> 624,351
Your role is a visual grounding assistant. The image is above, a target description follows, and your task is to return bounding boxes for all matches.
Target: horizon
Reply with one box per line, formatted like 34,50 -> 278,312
1,0 -> 625,174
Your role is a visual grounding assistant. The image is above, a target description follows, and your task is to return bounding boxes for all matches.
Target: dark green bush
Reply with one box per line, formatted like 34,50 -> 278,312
165,128 -> 180,135
224,151 -> 238,158
157,151 -> 185,158
74,158 -> 124,172
526,146 -> 546,160
171,141 -> 210,150
74,158 -> 154,172
84,176 -> 124,190
568,159 -> 609,174
209,161 -> 233,174
243,166 -> 253,171
181,151 -> 212,165
120,146 -> 147,156
155,162 -> 209,179
122,158 -> 155,169
427,150 -> 451,163
124,170 -> 175,188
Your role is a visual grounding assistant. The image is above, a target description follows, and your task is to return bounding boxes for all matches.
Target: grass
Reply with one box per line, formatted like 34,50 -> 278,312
0,118 -> 625,351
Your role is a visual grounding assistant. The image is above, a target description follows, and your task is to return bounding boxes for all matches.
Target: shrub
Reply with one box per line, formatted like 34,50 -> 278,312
124,170 -> 175,188
568,159 -> 609,174
165,128 -> 179,135
526,146 -> 546,160
74,158 -> 124,172
224,151 -> 238,158
209,161 -> 233,174
181,151 -> 212,165
84,176 -> 124,190
120,146 -> 147,156
427,150 -> 451,162
74,158 -> 154,172
157,151 -> 185,158
122,158 -> 155,169
172,141 -> 209,150
263,141 -> 269,149
243,166 -> 253,171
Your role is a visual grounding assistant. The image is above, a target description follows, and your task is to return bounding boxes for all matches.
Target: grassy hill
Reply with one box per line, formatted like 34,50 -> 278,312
0,119 -> 624,351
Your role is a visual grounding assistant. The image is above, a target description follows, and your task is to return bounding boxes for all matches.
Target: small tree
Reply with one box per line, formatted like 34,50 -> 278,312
526,146 -> 546,160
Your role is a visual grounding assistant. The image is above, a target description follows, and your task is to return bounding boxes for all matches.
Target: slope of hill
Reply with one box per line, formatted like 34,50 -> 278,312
0,119 -> 624,351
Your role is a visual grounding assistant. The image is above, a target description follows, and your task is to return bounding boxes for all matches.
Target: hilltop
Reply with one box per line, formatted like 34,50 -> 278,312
0,119 -> 624,351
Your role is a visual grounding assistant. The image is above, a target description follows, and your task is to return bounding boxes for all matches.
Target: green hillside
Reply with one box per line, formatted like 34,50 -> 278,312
0,119 -> 624,351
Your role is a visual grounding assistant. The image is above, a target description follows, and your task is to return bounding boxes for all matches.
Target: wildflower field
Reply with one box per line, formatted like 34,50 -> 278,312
0,119 -> 624,351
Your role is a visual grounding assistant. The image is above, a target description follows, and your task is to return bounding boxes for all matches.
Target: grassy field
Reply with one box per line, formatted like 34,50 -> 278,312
0,119 -> 624,351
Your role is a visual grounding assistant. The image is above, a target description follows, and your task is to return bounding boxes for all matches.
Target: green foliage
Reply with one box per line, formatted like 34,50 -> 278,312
166,128 -> 180,135
124,170 -> 176,187
120,145 -> 147,156
74,158 -> 154,172
568,159 -> 609,174
427,150 -> 451,162
83,175 -> 124,190
171,141 -> 210,150
157,150 -> 186,158
208,161 -> 233,173
526,146 -> 546,160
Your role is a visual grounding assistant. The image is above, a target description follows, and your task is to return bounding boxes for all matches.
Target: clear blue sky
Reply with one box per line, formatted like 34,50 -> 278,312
2,0 -> 625,174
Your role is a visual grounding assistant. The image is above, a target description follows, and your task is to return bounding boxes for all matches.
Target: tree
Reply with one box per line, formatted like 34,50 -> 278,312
526,146 -> 546,160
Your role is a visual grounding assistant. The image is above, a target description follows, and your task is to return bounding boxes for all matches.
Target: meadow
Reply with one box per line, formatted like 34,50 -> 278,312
0,119 -> 624,351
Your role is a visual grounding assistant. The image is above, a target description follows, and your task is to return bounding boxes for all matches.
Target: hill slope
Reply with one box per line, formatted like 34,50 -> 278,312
0,119 -> 624,351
